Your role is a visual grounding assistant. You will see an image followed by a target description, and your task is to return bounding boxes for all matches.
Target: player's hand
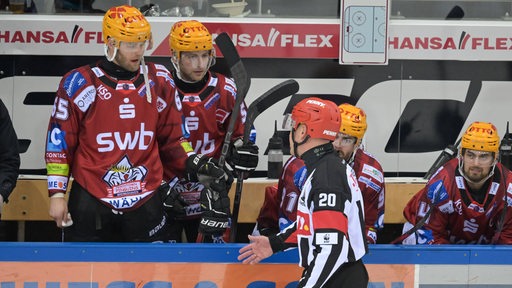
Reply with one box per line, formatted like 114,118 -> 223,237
159,182 -> 188,217
230,139 -> 259,173
186,154 -> 232,186
199,186 -> 231,235
49,197 -> 72,228
238,235 -> 273,264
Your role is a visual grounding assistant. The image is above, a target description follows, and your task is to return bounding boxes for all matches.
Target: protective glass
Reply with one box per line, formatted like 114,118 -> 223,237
180,51 -> 213,65
120,40 -> 148,52
282,113 -> 296,131
333,133 -> 357,147
463,150 -> 494,166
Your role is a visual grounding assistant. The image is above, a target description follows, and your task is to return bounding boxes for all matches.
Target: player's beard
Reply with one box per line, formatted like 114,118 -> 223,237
115,49 -> 142,72
464,165 -> 490,183
336,149 -> 351,162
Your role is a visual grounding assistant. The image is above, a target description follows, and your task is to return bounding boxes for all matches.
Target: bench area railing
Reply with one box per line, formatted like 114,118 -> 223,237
0,243 -> 511,287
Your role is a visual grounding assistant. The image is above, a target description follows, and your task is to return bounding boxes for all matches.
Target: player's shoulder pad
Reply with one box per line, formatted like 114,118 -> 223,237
60,66 -> 96,113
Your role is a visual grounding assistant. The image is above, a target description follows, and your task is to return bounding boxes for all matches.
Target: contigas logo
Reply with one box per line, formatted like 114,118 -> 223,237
0,25 -> 102,44
390,31 -> 512,50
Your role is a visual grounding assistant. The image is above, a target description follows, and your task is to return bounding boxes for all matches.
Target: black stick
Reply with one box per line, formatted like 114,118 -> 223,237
230,79 -> 300,242
196,32 -> 250,243
390,181 -> 443,244
215,32 -> 251,170
424,138 -> 460,180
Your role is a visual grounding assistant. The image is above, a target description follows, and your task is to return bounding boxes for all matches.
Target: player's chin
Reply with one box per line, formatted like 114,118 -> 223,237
467,171 -> 485,182
335,150 -> 345,159
468,167 -> 484,174
125,62 -> 140,72
193,71 -> 206,80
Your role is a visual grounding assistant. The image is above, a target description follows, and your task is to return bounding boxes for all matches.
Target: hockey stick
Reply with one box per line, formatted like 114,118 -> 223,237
215,32 -> 251,170
390,180 -> 443,244
196,32 -> 250,244
424,138 -> 461,180
491,170 -> 508,244
390,201 -> 434,244
230,79 -> 300,242
491,129 -> 511,244
242,80 -> 300,142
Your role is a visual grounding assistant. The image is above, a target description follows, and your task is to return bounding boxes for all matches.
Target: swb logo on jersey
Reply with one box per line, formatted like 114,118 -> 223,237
96,123 -> 153,152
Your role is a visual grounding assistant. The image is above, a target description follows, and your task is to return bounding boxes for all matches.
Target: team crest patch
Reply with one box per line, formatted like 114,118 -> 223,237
102,156 -> 148,198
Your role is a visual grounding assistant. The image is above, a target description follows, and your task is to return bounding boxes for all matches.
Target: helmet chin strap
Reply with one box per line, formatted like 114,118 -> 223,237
104,44 -> 117,62
170,58 -> 191,83
140,55 -> 152,103
347,148 -> 358,165
348,142 -> 364,164
291,128 -> 309,158
457,155 -> 497,186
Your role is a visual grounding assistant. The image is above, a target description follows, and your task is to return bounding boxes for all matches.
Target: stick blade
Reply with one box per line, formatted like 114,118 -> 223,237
243,79 -> 300,142
215,32 -> 250,97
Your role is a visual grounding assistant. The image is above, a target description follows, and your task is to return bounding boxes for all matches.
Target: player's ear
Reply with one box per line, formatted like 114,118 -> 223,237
296,123 -> 308,142
107,37 -> 116,49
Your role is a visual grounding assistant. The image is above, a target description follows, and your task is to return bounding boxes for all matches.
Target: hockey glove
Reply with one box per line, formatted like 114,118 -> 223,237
186,154 -> 210,182
159,182 -> 187,217
186,154 -> 233,190
199,187 -> 231,235
230,138 -> 259,172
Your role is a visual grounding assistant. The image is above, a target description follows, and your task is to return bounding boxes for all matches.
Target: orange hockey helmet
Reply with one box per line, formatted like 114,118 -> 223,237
290,97 -> 340,141
102,5 -> 151,47
338,103 -> 367,144
461,121 -> 500,155
169,20 -> 213,58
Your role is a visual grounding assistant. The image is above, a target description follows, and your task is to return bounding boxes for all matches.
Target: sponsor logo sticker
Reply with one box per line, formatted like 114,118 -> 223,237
46,163 -> 69,176
315,232 -> 338,245
362,164 -> 383,183
46,124 -> 67,152
74,85 -> 95,112
47,175 -> 68,191
63,71 -> 86,98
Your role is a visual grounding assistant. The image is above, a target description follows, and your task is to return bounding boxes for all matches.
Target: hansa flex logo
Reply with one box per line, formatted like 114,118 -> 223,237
213,28 -> 334,48
0,25 -> 102,44
389,31 -> 512,50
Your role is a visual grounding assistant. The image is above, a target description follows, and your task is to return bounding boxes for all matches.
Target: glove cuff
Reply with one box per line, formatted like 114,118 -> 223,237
199,210 -> 230,235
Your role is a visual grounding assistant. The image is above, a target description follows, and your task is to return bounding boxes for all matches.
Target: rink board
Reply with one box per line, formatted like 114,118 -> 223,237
0,244 -> 512,287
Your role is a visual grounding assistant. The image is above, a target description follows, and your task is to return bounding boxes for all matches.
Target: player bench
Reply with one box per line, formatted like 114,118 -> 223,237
2,176 -> 426,240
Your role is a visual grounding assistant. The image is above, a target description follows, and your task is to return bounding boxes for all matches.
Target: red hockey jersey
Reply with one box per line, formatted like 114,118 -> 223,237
179,72 -> 245,157
350,149 -> 386,244
162,72 -> 247,219
255,156 -> 305,233
45,62 -> 193,211
402,158 -> 512,244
